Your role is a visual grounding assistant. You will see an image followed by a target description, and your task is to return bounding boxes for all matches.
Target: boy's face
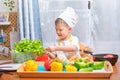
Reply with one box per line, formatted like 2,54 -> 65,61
55,23 -> 72,40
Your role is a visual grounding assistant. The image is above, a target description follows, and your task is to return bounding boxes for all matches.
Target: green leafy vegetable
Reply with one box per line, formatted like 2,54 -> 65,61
13,38 -> 45,56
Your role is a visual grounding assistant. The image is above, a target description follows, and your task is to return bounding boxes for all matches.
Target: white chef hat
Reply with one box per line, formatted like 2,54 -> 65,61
58,7 -> 78,27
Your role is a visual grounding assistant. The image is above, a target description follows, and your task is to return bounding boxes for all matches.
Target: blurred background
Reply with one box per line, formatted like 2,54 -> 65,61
38,0 -> 120,61
0,0 -> 120,60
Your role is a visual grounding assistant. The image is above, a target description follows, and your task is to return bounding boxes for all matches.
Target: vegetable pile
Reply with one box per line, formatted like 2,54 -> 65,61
44,58 -> 104,72
23,58 -> 104,72
13,38 -> 45,56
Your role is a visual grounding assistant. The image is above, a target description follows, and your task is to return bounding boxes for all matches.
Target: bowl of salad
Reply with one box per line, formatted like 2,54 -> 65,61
11,38 -> 45,63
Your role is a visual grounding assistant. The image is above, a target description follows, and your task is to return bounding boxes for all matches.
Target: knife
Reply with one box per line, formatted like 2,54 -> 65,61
80,49 -> 93,55
83,50 -> 93,55
0,66 -> 13,68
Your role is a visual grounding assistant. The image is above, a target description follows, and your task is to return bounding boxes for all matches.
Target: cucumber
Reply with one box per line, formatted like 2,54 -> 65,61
79,67 -> 93,72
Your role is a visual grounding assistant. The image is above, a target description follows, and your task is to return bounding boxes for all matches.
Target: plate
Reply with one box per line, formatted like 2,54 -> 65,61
0,63 -> 22,71
0,60 -> 13,65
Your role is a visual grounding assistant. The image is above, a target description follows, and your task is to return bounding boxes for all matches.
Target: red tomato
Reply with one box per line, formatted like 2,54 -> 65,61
44,59 -> 53,70
36,55 -> 49,62
104,54 -> 113,58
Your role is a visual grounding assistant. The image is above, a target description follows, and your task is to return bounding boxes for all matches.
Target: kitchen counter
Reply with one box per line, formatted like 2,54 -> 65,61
0,61 -> 120,80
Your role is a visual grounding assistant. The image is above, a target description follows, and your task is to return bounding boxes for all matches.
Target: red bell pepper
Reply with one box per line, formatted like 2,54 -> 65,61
36,55 -> 49,62
44,59 -> 53,70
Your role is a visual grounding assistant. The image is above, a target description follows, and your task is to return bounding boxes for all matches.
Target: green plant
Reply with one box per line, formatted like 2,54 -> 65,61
4,0 -> 15,11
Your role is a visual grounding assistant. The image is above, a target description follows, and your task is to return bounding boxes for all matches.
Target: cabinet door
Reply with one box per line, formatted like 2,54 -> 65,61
39,0 -> 92,47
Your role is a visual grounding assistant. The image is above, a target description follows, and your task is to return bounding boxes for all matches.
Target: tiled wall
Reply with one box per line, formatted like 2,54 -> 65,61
0,12 -> 17,59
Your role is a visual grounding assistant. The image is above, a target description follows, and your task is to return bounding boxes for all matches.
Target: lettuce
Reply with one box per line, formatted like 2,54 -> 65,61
13,38 -> 45,56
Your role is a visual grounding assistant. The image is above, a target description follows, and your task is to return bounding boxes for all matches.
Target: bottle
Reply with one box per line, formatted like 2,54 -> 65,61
10,27 -> 18,50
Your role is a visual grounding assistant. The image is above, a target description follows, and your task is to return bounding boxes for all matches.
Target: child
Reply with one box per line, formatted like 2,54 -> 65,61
45,7 -> 80,64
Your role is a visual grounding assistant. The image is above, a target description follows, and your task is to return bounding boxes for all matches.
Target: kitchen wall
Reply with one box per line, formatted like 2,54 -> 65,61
92,0 -> 120,61
0,0 -> 18,59
0,0 -> 18,12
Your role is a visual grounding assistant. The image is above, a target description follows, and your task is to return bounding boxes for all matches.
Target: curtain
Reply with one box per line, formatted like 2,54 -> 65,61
39,0 -> 91,47
18,0 -> 42,41
18,0 -> 120,60
92,0 -> 120,58
39,0 -> 120,60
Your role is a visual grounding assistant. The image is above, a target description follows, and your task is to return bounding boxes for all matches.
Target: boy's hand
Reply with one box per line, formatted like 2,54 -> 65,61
46,46 -> 56,52
44,49 -> 57,59
44,50 -> 51,55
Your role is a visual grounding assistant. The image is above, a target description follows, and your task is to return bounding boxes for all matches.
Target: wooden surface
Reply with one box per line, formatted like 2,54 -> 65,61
0,61 -> 120,80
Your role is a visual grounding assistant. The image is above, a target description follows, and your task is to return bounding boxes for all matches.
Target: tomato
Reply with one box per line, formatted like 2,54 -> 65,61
104,54 -> 113,58
44,59 -> 53,70
36,55 -> 49,62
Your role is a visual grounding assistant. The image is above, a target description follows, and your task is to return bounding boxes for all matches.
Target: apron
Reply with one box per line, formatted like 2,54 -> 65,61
56,35 -> 80,59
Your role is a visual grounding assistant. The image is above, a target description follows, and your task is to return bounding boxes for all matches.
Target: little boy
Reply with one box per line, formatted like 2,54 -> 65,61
45,7 -> 80,63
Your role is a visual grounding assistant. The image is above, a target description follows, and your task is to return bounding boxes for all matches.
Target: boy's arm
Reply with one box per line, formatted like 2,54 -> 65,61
46,45 -> 78,52
44,50 -> 57,59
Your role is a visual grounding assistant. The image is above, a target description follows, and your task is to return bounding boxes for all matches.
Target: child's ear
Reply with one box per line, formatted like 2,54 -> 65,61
69,27 -> 73,31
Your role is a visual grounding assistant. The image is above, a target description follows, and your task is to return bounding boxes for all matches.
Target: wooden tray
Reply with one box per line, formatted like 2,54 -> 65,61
17,61 -> 113,79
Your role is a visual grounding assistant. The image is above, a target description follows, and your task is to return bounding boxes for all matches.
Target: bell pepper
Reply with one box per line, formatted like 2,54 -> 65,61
93,61 -> 104,70
36,54 -> 49,62
50,61 -> 63,71
65,64 -> 77,71
78,58 -> 88,63
74,62 -> 89,70
74,58 -> 104,71
44,59 -> 53,70
24,60 -> 38,71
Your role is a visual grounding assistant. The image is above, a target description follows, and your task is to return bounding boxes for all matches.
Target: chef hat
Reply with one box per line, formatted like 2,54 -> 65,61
58,7 -> 78,27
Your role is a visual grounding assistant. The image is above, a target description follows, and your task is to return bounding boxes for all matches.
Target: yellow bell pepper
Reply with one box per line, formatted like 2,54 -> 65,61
50,61 -> 63,71
65,64 -> 77,71
24,60 -> 38,71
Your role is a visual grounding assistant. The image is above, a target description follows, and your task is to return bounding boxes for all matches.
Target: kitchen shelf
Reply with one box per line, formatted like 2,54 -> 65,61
0,22 -> 11,25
